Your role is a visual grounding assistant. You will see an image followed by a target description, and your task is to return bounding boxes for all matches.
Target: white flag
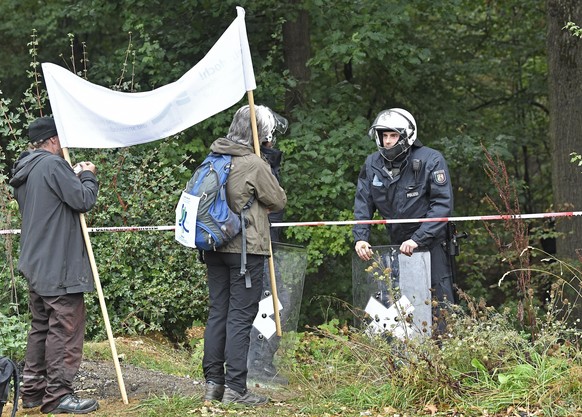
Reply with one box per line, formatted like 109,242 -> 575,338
42,7 -> 256,149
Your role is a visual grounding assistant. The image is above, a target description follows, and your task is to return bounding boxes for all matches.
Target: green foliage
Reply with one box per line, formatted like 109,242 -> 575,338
132,395 -> 200,417
564,21 -> 582,38
0,0 -> 559,331
289,297 -> 582,416
84,335 -> 200,378
282,106 -> 370,267
0,42 -> 42,362
71,143 -> 208,342
287,225 -> 582,415
0,310 -> 29,360
442,297 -> 582,414
0,34 -> 210,343
571,151 -> 582,172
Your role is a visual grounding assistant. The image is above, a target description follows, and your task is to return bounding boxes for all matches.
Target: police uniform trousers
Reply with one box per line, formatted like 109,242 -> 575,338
21,291 -> 85,413
202,251 -> 264,394
429,243 -> 455,303
429,243 -> 456,335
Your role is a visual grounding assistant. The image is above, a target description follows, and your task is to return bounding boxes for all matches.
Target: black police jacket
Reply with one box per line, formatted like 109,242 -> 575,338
353,144 -> 453,249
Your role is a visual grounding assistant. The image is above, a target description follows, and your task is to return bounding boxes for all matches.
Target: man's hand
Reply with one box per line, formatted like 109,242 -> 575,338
355,240 -> 373,261
78,161 -> 96,174
399,239 -> 418,256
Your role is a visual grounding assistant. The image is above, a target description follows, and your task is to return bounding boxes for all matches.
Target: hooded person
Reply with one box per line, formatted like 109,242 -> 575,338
352,108 -> 455,327
201,105 -> 287,406
247,107 -> 291,385
9,116 -> 100,414
258,106 -> 287,242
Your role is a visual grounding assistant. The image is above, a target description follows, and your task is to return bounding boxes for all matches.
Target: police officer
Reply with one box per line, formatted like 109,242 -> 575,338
353,108 -> 455,307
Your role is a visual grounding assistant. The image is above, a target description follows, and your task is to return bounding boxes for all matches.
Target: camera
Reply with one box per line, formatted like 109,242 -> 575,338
73,164 -> 82,175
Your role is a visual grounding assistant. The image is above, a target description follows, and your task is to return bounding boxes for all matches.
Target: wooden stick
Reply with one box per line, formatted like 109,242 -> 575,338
62,148 -> 129,404
246,92 -> 282,337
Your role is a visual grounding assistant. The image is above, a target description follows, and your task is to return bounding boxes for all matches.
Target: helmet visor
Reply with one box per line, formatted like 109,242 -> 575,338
271,110 -> 288,135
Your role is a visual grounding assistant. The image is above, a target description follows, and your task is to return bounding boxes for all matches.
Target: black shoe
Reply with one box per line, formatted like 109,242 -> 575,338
221,387 -> 269,406
22,399 -> 42,409
203,381 -> 225,401
49,394 -> 99,414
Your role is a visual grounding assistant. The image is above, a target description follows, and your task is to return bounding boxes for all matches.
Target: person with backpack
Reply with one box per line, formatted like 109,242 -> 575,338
202,105 -> 287,406
9,116 -> 100,414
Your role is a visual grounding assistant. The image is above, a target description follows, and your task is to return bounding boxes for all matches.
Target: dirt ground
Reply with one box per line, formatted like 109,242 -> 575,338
6,358 -> 206,416
7,355 -> 288,416
4,333 -> 290,415
77,358 -> 205,399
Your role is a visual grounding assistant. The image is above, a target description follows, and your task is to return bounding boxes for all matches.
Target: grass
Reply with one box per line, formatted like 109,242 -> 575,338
83,332 -> 203,378
12,301 -> 581,417
12,256 -> 582,417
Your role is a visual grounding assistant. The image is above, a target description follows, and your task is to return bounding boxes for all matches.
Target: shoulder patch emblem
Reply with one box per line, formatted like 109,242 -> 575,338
433,170 -> 447,185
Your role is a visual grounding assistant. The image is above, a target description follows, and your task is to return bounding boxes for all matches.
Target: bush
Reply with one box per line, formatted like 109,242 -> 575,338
70,143 -> 209,343
0,310 -> 29,360
292,298 -> 582,416
0,41 -> 210,343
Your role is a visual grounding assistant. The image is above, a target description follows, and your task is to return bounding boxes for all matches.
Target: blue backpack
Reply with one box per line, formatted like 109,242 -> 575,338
185,153 -> 241,250
185,153 -> 254,285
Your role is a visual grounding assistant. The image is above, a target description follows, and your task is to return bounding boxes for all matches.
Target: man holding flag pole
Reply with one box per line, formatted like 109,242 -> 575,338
9,116 -> 100,414
37,5 -> 284,406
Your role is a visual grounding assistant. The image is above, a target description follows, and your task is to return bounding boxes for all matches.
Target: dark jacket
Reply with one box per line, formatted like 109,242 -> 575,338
210,138 -> 287,255
10,149 -> 99,296
261,145 -> 285,242
353,144 -> 453,249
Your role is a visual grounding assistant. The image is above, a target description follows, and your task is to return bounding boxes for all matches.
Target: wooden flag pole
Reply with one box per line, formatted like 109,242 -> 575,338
246,92 -> 282,337
62,148 -> 129,404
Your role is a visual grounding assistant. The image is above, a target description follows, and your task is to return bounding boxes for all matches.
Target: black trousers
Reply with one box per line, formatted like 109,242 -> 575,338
429,243 -> 455,303
202,251 -> 264,393
429,243 -> 456,334
21,291 -> 85,413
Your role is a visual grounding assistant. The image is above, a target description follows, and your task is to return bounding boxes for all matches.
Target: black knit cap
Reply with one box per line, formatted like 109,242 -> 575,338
29,116 -> 58,144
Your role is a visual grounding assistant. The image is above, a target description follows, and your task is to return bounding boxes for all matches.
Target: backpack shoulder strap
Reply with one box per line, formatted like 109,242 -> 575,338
10,359 -> 18,417
239,194 -> 256,288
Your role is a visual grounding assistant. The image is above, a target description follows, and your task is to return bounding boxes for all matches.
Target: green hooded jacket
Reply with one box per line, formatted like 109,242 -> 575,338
209,137 -> 287,255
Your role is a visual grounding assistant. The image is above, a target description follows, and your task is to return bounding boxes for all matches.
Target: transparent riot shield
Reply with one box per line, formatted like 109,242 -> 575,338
352,245 -> 432,339
247,242 -> 307,385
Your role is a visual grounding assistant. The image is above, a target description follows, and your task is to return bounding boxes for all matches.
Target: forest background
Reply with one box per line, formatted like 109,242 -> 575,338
1,0 -> 582,344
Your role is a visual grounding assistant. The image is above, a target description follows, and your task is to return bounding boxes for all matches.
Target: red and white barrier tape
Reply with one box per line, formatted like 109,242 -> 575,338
270,211 -> 580,228
1,211 -> 579,236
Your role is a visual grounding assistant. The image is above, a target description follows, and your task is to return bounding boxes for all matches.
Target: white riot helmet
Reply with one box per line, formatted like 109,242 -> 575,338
228,105 -> 289,147
368,108 -> 417,162
256,105 -> 288,146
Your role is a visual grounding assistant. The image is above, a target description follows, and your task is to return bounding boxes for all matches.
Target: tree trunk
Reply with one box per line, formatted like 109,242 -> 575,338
282,1 -> 311,113
546,0 -> 582,258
